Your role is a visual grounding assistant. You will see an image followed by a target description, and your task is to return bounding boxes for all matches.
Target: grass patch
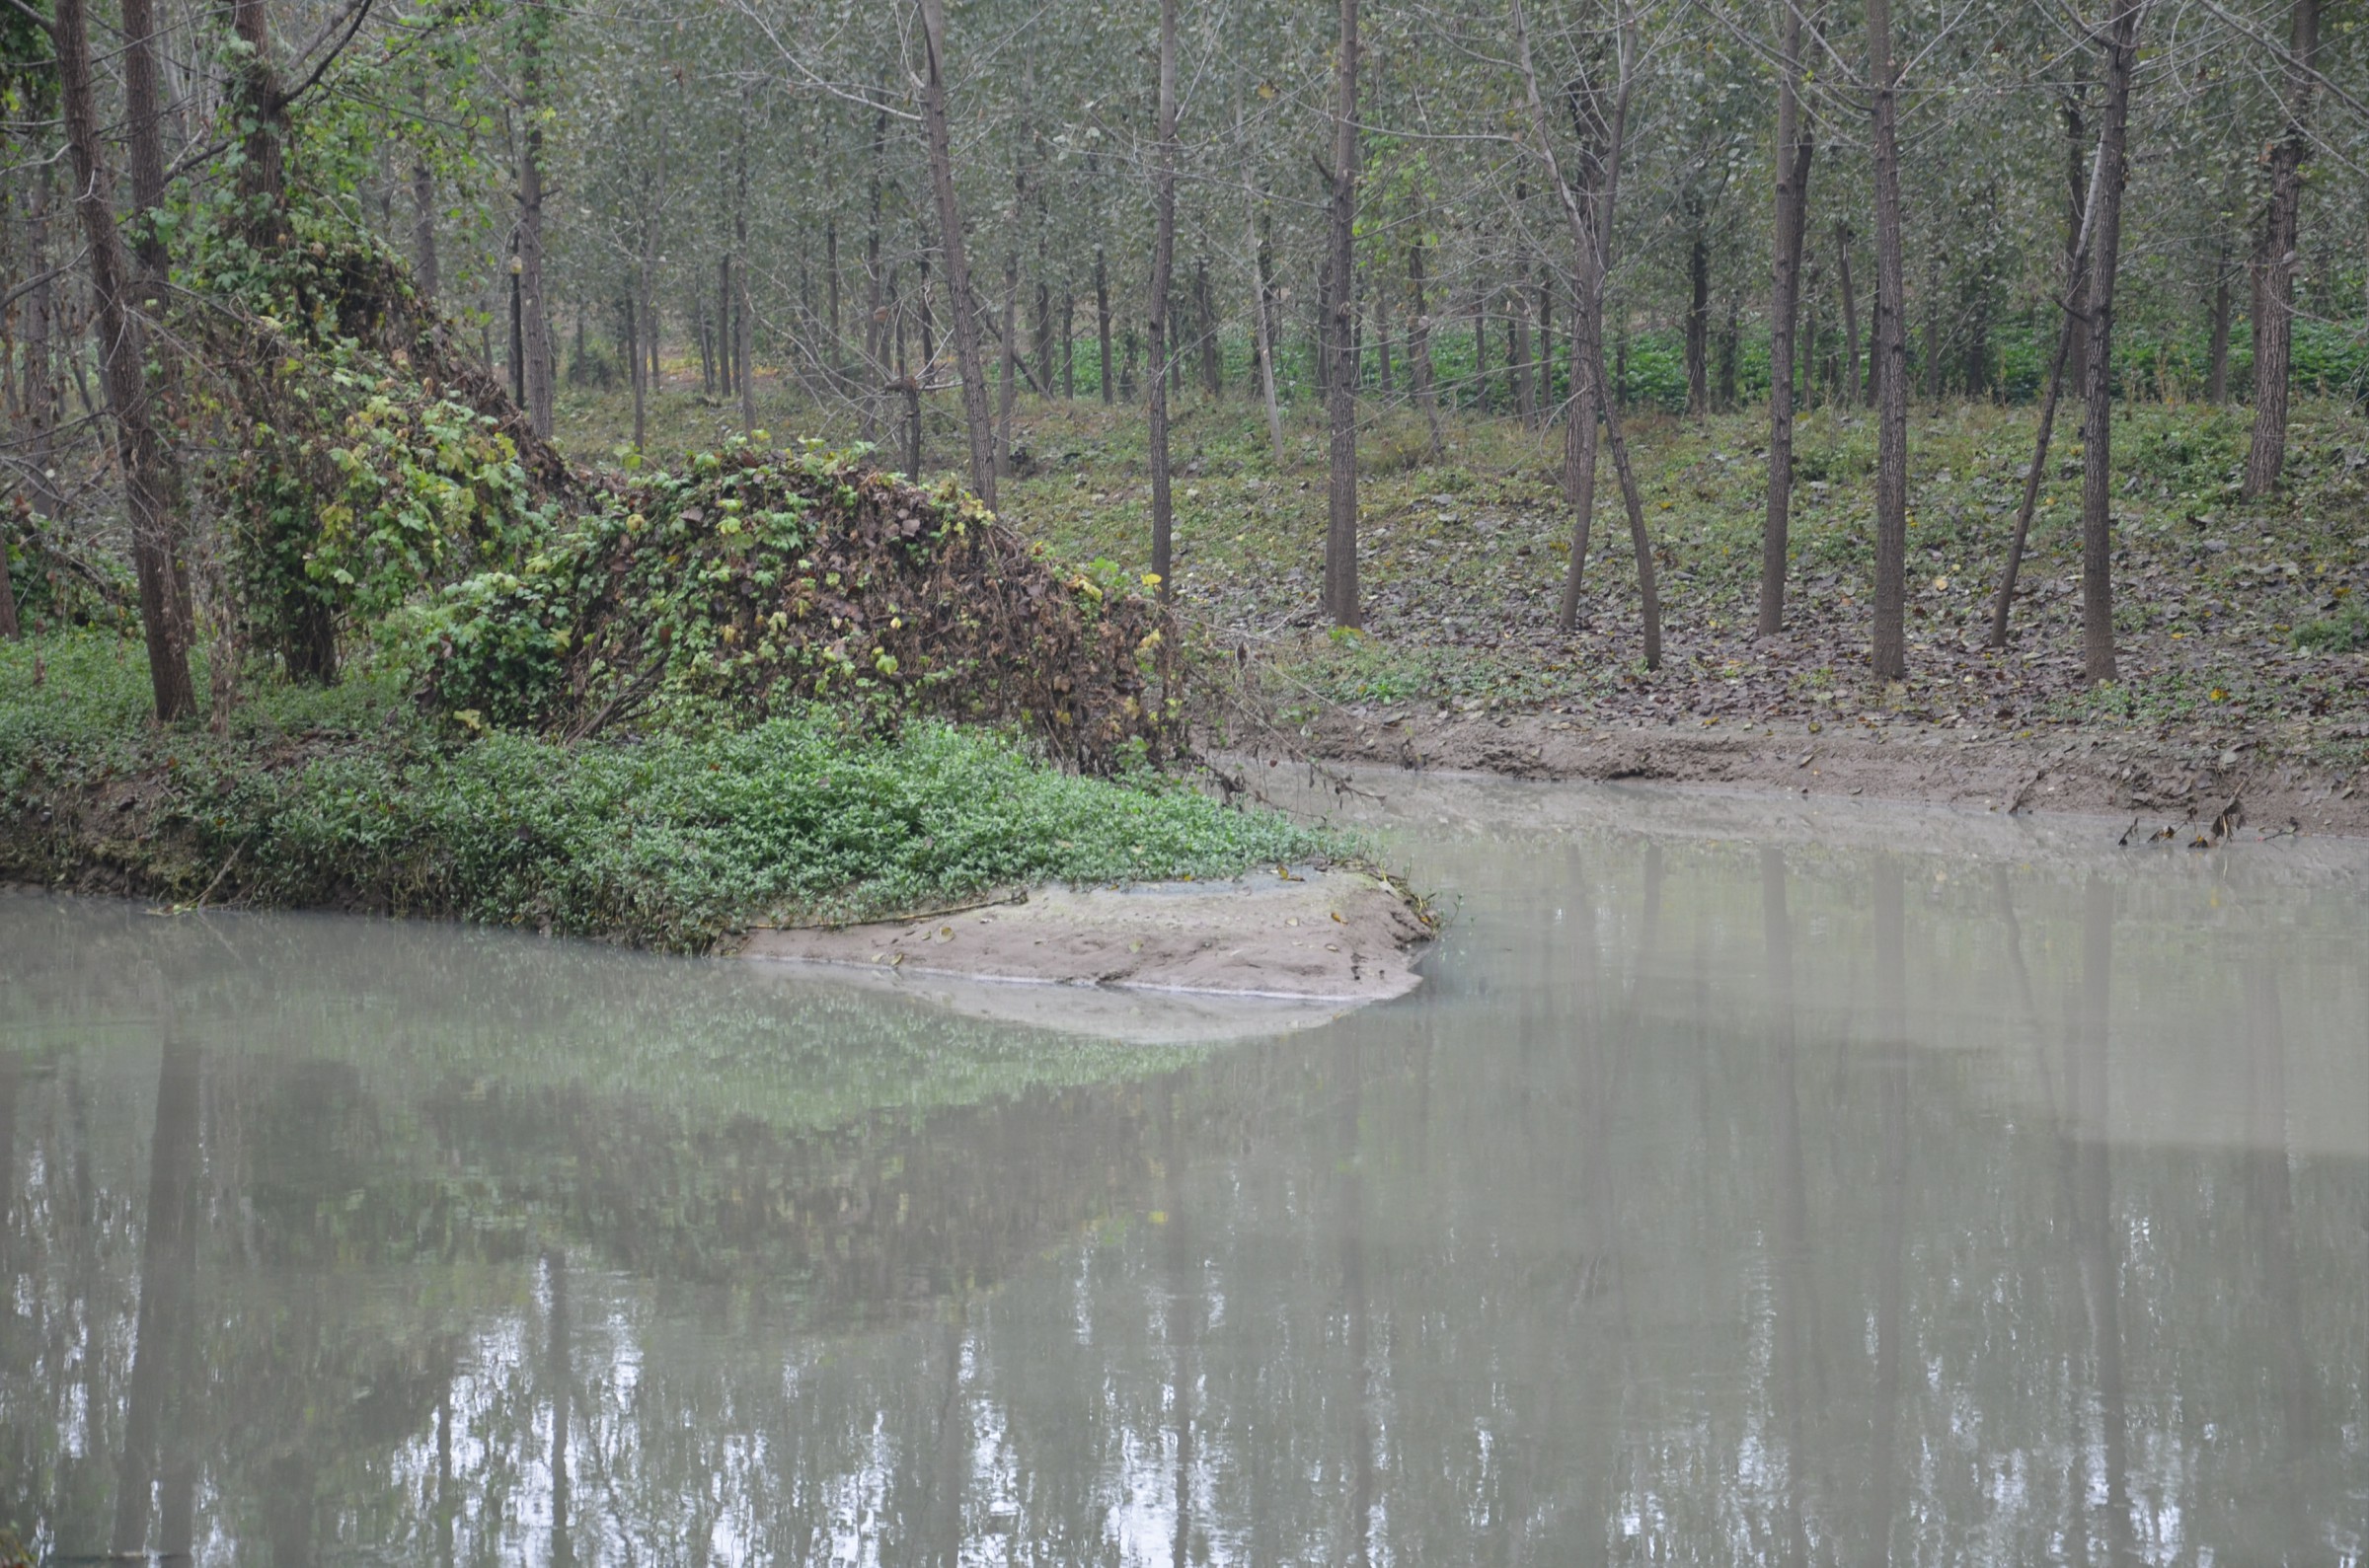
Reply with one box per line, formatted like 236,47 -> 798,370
1,633 -> 1348,952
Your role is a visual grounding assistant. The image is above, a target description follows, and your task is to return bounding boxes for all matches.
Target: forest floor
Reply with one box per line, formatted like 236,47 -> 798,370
556,379 -> 2369,837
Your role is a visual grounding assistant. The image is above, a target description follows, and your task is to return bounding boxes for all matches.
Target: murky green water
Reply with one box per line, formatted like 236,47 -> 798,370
4,783 -> 2366,1566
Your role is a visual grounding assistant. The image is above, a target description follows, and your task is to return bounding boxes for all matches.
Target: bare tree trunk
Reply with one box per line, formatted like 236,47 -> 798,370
1836,220 -> 1861,405
2062,94 -> 2092,408
1323,0 -> 1362,628
2205,240 -> 2232,403
1095,247 -> 1113,405
1685,216 -> 1711,418
517,17 -> 556,439
1759,0 -> 1815,635
734,120 -> 755,437
862,101 -> 889,440
918,0 -> 997,504
1148,0 -> 1179,602
1538,269 -> 1556,414
627,294 -> 647,448
1523,0 -> 1657,665
412,107 -> 440,301
120,0 -> 196,655
52,0 -> 197,719
2244,0 -> 2320,495
2080,0 -> 2144,684
1196,257 -> 1221,397
1409,238 -> 1442,458
1869,0 -> 1911,679
23,168 -> 63,523
1239,107 -> 1288,466
1990,140 -> 2101,648
997,256 -> 1020,476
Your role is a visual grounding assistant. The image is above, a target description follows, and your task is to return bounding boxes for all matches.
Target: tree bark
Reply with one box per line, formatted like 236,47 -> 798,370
1523,0 -> 1658,665
1869,0 -> 1911,679
2080,0 -> 2144,684
734,120 -> 755,436
217,0 -> 290,248
2205,240 -> 2232,403
1148,0 -> 1180,602
52,0 -> 197,719
2244,0 -> 2320,495
1685,216 -> 1711,418
2062,94 -> 2092,410
1759,0 -> 1815,635
1240,105 -> 1289,466
412,91 -> 440,302
517,17 -> 556,439
120,0 -> 197,655
1323,0 -> 1362,628
1836,220 -> 1861,405
1095,247 -> 1113,405
917,0 -> 997,504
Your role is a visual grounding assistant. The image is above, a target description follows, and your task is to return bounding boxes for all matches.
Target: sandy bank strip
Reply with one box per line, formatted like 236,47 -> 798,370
735,868 -> 1433,1004
1297,709 -> 2369,838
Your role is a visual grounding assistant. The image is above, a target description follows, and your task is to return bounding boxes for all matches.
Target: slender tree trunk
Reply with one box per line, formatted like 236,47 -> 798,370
120,0 -> 195,654
2081,0 -> 2144,683
1717,297 -> 1738,410
1538,270 -> 1556,414
997,255 -> 1020,476
1035,279 -> 1054,397
1240,111 -> 1288,465
1836,220 -> 1861,405
2063,95 -> 2092,409
1989,305 -> 2082,647
1408,240 -> 1443,457
734,122 -> 755,436
1869,0 -> 1911,679
52,0 -> 196,719
1523,0 -> 1657,664
1323,0 -> 1363,627
825,218 -> 844,390
23,168 -> 62,523
918,0 -> 996,502
1148,0 -> 1180,602
1990,138 -> 2101,648
863,102 -> 889,438
1760,0 -> 1814,635
716,258 -> 734,397
517,19 -> 556,438
2244,0 -> 2320,494
1062,289 -> 1076,398
1471,281 -> 1490,412
1196,258 -> 1221,397
1685,220 -> 1711,417
1095,247 -> 1113,404
627,294 -> 647,448
2206,240 -> 2233,403
412,99 -> 440,302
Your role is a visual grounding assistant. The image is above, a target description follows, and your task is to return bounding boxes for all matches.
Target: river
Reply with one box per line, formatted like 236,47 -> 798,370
3,779 -> 2364,1564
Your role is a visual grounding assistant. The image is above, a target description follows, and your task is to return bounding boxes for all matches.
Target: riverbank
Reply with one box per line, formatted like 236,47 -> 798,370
0,633 -> 1367,957
1282,703 -> 2369,839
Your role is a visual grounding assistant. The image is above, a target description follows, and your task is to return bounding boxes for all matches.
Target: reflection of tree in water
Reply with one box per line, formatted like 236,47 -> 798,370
2,850 -> 2365,1564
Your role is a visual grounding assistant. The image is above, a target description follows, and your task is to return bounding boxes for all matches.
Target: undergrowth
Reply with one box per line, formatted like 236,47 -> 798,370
0,634 -> 1346,951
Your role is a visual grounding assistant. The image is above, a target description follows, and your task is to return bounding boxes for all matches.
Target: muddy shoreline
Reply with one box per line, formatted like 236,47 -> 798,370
1285,707 -> 2369,840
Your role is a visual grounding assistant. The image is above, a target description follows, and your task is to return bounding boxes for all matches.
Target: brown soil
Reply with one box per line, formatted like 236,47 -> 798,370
1287,707 -> 2369,840
734,868 -> 1432,1002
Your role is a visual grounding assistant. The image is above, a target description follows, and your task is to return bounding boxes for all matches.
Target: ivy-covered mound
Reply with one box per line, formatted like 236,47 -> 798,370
420,444 -> 1171,771
188,223 -> 1170,771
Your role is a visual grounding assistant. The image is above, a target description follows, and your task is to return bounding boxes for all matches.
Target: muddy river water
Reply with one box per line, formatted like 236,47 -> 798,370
3,779 -> 2365,1565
